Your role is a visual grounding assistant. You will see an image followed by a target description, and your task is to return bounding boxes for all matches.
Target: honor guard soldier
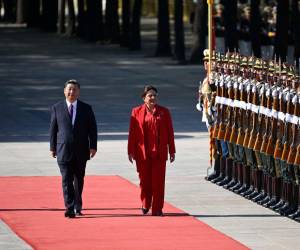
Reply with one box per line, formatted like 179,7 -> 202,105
202,52 -> 300,222
245,57 -> 264,199
197,49 -> 219,181
263,61 -> 282,208
211,52 -> 231,184
277,67 -> 300,216
257,60 -> 277,206
273,65 -> 296,214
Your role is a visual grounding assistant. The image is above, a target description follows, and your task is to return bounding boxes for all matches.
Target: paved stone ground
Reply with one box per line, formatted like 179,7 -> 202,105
0,23 -> 300,250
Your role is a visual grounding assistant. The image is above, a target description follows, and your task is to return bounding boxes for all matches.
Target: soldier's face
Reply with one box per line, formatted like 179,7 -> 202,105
64,83 -> 80,103
224,65 -> 230,73
212,61 -> 216,70
257,72 -> 262,80
204,61 -> 209,71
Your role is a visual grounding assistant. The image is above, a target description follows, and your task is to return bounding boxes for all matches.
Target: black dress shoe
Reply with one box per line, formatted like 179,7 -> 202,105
76,210 -> 83,216
64,210 -> 75,218
142,207 -> 149,215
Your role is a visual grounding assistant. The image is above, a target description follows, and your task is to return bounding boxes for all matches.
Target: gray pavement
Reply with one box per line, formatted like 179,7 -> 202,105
0,24 -> 300,250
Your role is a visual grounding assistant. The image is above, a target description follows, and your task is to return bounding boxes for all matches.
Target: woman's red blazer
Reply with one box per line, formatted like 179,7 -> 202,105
128,104 -> 175,162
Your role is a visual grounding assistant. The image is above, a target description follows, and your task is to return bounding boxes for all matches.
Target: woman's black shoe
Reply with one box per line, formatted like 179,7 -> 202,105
142,207 -> 149,215
152,211 -> 164,216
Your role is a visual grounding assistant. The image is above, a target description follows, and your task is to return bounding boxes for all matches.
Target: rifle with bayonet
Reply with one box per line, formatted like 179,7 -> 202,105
248,76 -> 260,149
217,71 -> 229,140
224,77 -> 235,142
243,76 -> 253,148
266,86 -> 279,156
236,78 -> 247,146
273,59 -> 285,159
260,84 -> 273,154
287,95 -> 299,164
229,78 -> 240,144
253,83 -> 267,152
273,89 -> 287,159
212,65 -> 223,138
281,90 -> 294,161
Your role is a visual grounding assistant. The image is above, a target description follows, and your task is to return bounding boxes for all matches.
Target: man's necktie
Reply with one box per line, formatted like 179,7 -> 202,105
69,104 -> 73,119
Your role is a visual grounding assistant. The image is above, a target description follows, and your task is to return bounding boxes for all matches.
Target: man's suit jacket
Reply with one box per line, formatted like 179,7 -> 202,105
50,100 -> 97,163
128,104 -> 175,162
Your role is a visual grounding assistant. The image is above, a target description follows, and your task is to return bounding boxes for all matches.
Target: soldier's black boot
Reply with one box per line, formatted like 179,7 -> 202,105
216,157 -> 227,185
246,169 -> 261,199
230,163 -> 243,192
233,163 -> 245,193
271,181 -> 286,210
265,177 -> 282,208
206,155 -> 221,181
223,161 -> 237,189
235,164 -> 250,194
289,185 -> 300,220
211,157 -> 226,183
259,175 -> 272,205
241,168 -> 254,197
277,182 -> 292,214
252,173 -> 267,202
217,158 -> 233,186
282,183 -> 298,216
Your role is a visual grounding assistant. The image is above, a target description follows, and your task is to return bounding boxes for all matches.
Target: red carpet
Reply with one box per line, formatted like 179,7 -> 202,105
0,176 -> 248,250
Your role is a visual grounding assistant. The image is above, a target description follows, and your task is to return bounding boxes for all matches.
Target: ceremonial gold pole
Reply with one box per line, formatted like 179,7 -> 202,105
207,0 -> 214,174
207,0 -> 213,79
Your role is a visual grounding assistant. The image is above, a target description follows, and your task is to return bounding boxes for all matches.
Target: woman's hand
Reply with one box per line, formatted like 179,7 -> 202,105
170,154 -> 175,163
128,154 -> 135,163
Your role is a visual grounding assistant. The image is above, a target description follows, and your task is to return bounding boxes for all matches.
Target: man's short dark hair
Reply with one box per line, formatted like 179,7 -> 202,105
141,85 -> 158,98
64,79 -> 80,89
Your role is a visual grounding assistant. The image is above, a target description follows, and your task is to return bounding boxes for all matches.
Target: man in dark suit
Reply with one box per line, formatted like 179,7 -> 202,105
50,79 -> 97,218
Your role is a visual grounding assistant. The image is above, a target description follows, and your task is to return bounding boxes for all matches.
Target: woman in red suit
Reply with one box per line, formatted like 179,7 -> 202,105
128,85 -> 176,216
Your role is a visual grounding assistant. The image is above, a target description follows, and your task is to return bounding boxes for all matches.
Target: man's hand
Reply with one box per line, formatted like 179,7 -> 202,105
50,150 -> 56,158
128,154 -> 134,163
170,154 -> 175,163
90,149 -> 97,158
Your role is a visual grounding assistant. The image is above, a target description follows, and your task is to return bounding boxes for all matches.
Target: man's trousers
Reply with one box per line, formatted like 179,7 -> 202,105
58,158 -> 86,211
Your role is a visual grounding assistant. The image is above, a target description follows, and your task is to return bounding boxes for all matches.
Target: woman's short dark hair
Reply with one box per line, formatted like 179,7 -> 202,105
141,85 -> 158,98
64,79 -> 80,89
